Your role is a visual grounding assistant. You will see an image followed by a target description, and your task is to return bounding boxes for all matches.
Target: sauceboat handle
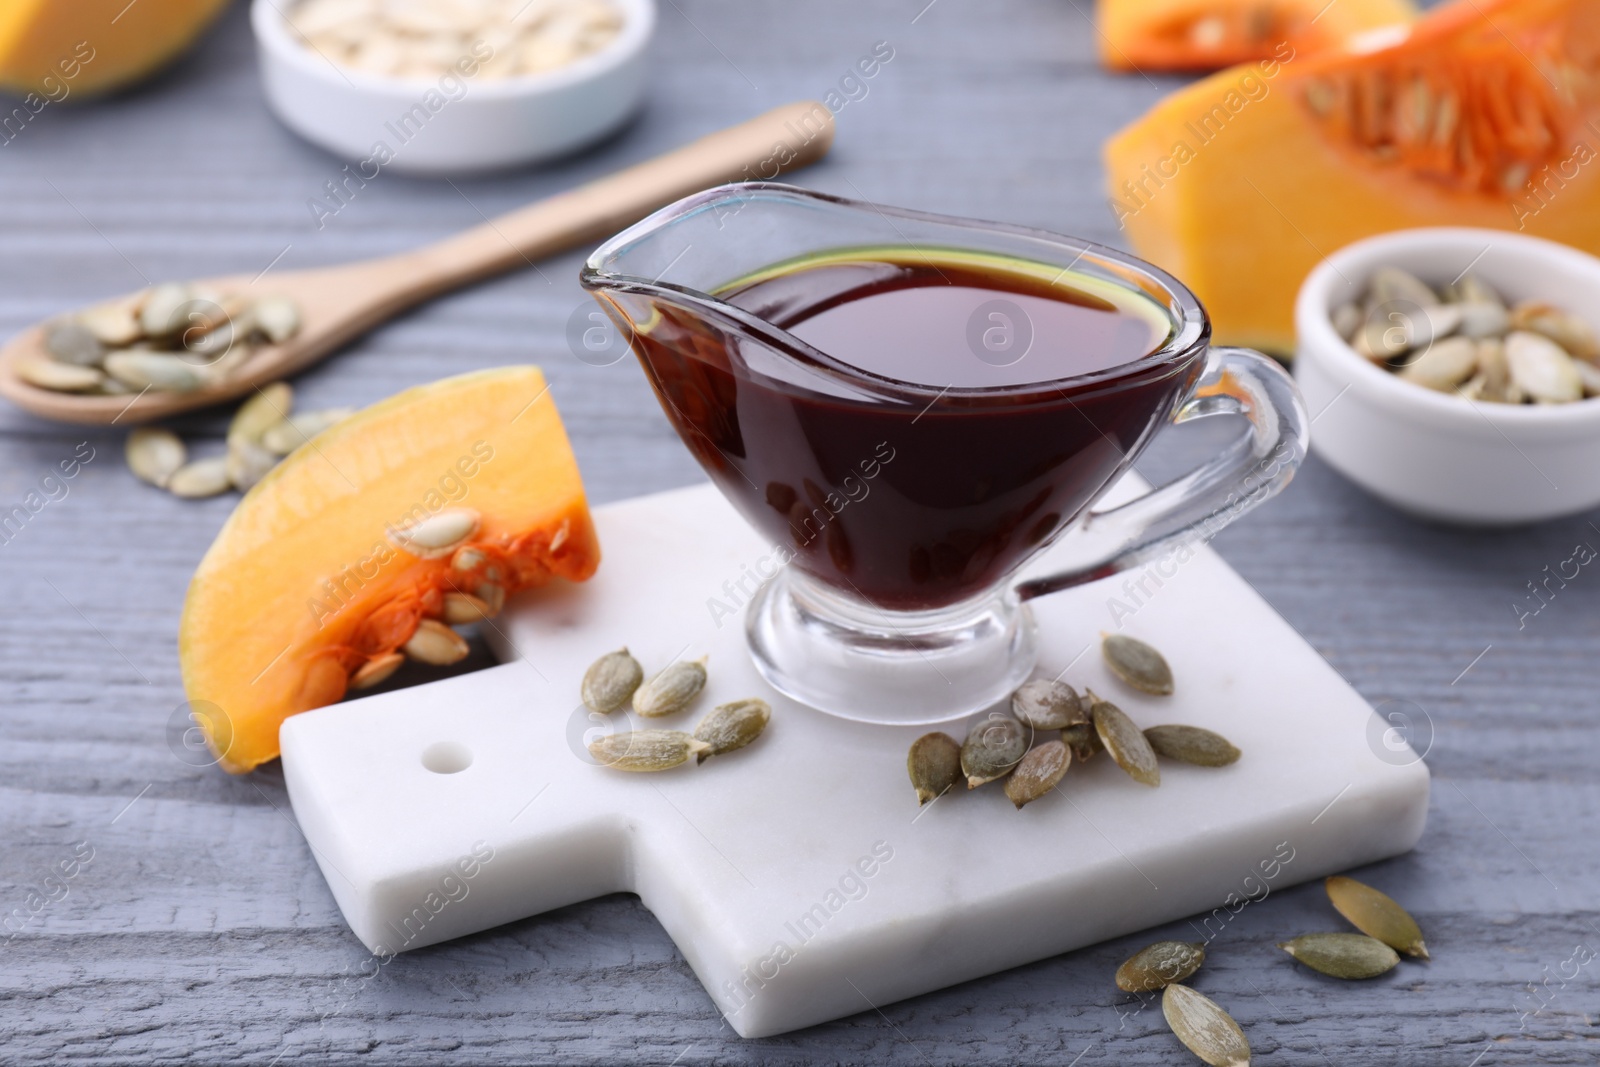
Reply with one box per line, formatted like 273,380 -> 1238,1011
1013,346 -> 1309,602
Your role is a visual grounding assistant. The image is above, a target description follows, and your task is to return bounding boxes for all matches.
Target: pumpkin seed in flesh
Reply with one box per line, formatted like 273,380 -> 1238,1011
167,456 -> 232,499
19,359 -> 102,392
1162,983 -> 1250,1067
1144,725 -> 1241,767
1278,932 -> 1399,979
1325,876 -> 1429,959
1011,678 -> 1087,730
1061,721 -> 1103,763
960,712 -> 1030,788
1102,634 -> 1174,695
403,618 -> 470,665
475,580 -> 506,615
907,732 -> 962,805
1091,694 -> 1160,787
126,427 -> 187,488
1116,940 -> 1206,992
1004,740 -> 1069,809
633,657 -> 708,718
261,408 -> 355,454
350,651 -> 404,690
442,591 -> 494,624
46,322 -> 105,365
693,698 -> 770,763
582,648 -> 644,714
589,729 -> 708,772
389,508 -> 480,558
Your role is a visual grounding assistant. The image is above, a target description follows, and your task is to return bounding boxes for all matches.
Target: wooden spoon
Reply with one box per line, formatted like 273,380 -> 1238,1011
0,100 -> 835,426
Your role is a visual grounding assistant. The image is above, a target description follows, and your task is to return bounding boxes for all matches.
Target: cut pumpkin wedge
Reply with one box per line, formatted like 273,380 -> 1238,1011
180,367 -> 599,774
1105,0 -> 1600,352
1098,0 -> 1417,73
0,0 -> 231,98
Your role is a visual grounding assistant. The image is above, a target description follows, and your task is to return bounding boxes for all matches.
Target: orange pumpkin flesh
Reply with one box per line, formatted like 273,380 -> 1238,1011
1098,0 -> 1416,73
0,0 -> 232,98
180,367 -> 599,774
1105,0 -> 1600,352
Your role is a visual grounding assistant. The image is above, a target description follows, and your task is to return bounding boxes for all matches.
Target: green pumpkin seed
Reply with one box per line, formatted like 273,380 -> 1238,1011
1102,633 -> 1175,695
960,712 -> 1029,788
589,729 -> 708,772
581,647 -> 643,714
907,732 -> 962,805
19,358 -> 103,392
104,351 -> 205,393
1278,932 -> 1399,979
693,698 -> 770,763
46,321 -> 105,366
1325,876 -> 1429,959
1004,739 -> 1069,809
1090,692 -> 1159,787
633,656 -> 708,718
1010,679 -> 1086,730
1060,722 -> 1103,763
1161,983 -> 1250,1067
1144,725 -> 1240,767
1116,940 -> 1205,992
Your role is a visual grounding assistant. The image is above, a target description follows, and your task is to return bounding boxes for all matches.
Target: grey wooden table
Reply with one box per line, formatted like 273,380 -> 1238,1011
2,1 -> 1594,1063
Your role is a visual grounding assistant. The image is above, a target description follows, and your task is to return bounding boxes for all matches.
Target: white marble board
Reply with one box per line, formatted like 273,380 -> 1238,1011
280,480 -> 1430,1038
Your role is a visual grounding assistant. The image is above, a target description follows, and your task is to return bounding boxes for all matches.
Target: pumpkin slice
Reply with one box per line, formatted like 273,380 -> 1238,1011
180,367 -> 599,774
1098,0 -> 1417,73
1105,0 -> 1600,352
0,0 -> 231,98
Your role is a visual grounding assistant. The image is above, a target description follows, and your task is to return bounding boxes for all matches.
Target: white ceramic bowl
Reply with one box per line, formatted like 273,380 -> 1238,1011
1295,228 -> 1600,525
252,0 -> 655,174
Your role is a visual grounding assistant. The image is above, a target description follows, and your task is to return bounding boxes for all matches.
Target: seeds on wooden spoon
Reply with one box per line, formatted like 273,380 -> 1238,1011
1116,940 -> 1205,992
1090,691 -> 1160,786
1102,633 -> 1174,695
633,657 -> 708,717
692,698 -> 770,763
105,351 -> 206,393
1010,678 -> 1086,730
589,729 -> 709,772
960,712 -> 1029,788
126,427 -> 187,488
18,359 -> 103,392
1325,876 -> 1429,959
1161,983 -> 1250,1067
581,647 -> 644,713
1277,932 -> 1400,979
907,732 -> 962,805
1004,739 -> 1070,809
1144,725 -> 1241,767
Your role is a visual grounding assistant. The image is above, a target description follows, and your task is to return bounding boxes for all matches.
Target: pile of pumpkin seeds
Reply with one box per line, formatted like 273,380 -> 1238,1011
125,382 -> 353,499
579,648 -> 771,771
1331,266 -> 1600,403
21,285 -> 301,395
908,634 -> 1240,810
1117,876 -> 1427,1063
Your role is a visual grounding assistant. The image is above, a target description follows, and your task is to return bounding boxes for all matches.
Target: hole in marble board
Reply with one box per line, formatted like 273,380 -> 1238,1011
422,741 -> 473,774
